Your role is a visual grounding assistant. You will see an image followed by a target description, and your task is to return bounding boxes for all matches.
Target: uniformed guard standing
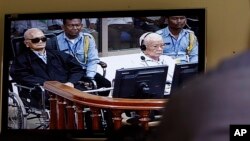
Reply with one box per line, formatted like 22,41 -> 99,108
156,15 -> 198,64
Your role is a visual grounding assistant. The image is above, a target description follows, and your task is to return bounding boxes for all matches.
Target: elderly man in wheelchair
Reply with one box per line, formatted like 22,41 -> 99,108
9,28 -> 94,129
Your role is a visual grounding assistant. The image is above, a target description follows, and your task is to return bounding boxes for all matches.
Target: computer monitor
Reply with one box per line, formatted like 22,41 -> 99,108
112,65 -> 168,99
171,63 -> 199,93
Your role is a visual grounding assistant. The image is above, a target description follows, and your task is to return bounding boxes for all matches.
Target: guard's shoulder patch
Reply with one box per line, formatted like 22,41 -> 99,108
156,29 -> 163,35
82,32 -> 93,39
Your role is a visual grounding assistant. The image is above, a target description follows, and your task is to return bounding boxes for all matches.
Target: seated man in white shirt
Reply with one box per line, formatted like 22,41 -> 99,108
130,32 -> 176,95
122,32 -> 176,124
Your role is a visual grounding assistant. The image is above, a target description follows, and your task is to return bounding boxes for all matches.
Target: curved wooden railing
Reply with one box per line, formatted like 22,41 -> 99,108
43,81 -> 168,131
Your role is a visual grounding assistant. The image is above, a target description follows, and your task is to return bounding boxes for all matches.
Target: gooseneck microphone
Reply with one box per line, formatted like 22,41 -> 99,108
141,56 -> 149,66
140,56 -> 145,61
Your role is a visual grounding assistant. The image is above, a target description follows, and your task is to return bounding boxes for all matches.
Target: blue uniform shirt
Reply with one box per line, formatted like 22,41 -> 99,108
56,32 -> 100,78
156,27 -> 198,64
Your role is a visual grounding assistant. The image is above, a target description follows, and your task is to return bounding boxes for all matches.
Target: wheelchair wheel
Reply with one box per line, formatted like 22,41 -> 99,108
8,92 -> 27,129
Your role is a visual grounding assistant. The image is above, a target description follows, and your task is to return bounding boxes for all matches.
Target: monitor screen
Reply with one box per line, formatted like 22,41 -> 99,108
2,9 -> 206,139
112,65 -> 168,99
171,63 -> 199,93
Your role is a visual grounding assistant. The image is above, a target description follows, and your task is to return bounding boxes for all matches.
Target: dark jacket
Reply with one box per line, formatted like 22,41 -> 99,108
10,49 -> 86,87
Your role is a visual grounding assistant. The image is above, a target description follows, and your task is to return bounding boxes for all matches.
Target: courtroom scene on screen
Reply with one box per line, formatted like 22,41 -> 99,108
3,9 -> 205,138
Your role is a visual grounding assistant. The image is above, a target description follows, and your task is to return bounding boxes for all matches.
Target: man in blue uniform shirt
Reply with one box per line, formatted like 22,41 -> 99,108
156,15 -> 198,64
56,18 -> 111,96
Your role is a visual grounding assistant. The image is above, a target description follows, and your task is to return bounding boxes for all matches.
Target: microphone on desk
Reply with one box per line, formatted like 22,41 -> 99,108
141,56 -> 149,66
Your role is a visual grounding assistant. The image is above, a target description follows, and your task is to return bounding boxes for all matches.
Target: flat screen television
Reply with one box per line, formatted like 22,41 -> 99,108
113,65 -> 168,99
1,9 -> 206,140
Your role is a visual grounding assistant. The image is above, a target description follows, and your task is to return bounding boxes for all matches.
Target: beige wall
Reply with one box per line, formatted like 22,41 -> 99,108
0,0 -> 249,129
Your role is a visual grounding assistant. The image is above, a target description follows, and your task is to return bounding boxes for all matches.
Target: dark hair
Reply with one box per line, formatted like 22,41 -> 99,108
62,18 -> 82,25
166,15 -> 187,18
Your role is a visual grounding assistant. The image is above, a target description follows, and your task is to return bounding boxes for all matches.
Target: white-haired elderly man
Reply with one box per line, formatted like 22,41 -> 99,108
131,32 -> 176,95
123,32 -> 176,124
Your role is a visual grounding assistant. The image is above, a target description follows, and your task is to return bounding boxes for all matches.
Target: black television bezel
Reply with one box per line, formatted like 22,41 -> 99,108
1,9 -> 206,139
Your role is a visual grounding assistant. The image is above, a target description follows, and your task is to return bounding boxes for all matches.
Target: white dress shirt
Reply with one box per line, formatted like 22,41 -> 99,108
129,52 -> 176,95
129,52 -> 175,82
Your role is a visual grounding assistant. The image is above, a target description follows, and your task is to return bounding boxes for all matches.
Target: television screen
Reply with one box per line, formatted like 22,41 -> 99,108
112,65 -> 168,99
1,9 -> 206,139
171,63 -> 199,93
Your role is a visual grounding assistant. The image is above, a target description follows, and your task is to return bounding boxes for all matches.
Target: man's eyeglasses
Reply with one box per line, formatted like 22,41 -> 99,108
66,24 -> 82,29
28,37 -> 47,44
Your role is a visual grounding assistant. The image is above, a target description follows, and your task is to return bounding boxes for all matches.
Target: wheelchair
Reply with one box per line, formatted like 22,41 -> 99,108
7,33 -> 61,129
8,91 -> 27,129
8,32 -> 109,130
8,83 -> 50,129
